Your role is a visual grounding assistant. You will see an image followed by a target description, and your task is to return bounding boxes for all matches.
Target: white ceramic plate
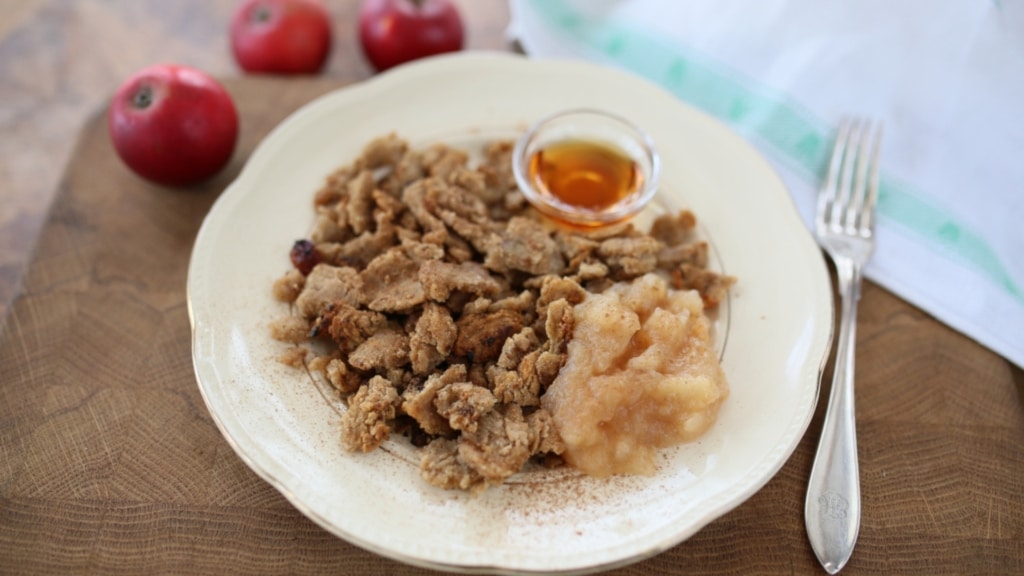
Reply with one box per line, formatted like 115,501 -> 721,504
188,53 -> 832,575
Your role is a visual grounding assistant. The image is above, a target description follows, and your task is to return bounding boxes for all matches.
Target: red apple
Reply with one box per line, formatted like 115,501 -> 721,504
108,64 -> 239,187
231,0 -> 332,74
358,0 -> 464,72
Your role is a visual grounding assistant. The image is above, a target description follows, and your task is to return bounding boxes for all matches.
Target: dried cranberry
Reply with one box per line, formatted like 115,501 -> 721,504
289,239 -> 320,275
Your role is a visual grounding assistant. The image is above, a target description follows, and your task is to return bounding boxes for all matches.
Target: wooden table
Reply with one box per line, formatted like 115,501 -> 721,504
2,2 -> 1022,575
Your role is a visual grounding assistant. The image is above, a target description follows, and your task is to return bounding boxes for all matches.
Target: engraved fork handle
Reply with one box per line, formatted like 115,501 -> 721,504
805,256 -> 862,575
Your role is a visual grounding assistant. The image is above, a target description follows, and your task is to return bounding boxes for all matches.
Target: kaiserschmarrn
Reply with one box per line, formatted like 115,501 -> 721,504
269,133 -> 734,492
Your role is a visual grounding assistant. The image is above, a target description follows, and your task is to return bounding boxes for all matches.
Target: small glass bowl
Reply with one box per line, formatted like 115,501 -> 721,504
512,108 -> 661,228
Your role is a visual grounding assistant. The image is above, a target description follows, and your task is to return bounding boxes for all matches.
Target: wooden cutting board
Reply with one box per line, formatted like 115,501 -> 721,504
1,76 -> 1021,576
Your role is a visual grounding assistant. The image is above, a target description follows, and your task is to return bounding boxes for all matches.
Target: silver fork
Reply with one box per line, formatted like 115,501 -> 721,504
805,118 -> 882,574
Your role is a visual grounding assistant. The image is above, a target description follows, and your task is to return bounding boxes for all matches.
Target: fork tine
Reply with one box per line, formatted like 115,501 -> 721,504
861,124 -> 883,232
818,118 -> 853,227
845,120 -> 873,231
836,118 -> 863,230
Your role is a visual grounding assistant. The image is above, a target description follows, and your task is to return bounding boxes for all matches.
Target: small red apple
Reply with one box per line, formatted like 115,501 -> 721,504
230,0 -> 332,74
108,64 -> 239,187
358,0 -> 465,72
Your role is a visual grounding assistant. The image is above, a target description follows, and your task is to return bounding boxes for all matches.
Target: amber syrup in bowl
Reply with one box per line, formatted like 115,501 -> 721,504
513,109 -> 660,229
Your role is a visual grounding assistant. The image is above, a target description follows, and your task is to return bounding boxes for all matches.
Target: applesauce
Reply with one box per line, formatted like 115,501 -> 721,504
541,273 -> 728,477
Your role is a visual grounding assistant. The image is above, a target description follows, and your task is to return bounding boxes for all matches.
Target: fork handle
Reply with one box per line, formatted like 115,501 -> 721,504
805,260 -> 862,575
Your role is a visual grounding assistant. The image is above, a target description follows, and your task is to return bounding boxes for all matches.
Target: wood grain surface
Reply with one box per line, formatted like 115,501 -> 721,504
1,2 -> 1022,575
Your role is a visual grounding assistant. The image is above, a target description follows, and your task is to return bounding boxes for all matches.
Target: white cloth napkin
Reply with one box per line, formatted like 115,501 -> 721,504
509,0 -> 1024,368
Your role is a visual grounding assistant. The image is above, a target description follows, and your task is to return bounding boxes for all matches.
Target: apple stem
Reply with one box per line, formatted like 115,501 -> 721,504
132,85 -> 153,110
410,0 -> 424,7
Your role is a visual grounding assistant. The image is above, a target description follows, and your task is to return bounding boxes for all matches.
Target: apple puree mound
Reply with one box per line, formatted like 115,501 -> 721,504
541,273 -> 728,477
